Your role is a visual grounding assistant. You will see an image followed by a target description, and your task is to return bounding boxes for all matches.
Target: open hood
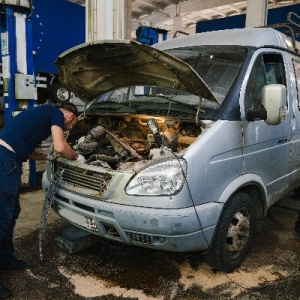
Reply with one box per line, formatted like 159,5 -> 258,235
56,40 -> 218,105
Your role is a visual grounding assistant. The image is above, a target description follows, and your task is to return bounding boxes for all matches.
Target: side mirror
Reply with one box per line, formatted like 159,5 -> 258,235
262,84 -> 287,125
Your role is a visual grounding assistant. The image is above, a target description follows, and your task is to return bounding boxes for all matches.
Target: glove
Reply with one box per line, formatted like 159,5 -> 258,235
76,154 -> 86,163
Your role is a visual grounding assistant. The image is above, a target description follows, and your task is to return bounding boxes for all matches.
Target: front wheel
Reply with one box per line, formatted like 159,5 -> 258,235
207,192 -> 255,272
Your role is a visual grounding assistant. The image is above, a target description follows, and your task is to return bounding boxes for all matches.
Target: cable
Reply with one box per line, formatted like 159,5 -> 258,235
162,146 -> 214,251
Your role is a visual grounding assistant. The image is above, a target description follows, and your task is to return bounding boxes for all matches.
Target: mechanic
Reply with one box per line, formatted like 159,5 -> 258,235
0,103 -> 85,299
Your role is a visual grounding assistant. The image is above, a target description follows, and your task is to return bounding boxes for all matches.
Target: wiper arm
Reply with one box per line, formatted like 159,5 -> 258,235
154,94 -> 183,105
154,94 -> 199,115
87,102 -> 137,113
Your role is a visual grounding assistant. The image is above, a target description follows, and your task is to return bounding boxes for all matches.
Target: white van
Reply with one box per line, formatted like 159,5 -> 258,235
42,27 -> 300,272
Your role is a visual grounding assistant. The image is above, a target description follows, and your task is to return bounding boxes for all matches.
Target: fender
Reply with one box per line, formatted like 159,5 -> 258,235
217,173 -> 267,206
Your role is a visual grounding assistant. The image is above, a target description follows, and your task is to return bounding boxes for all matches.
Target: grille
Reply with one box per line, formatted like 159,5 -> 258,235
55,193 -> 70,204
126,232 -> 152,244
55,162 -> 113,194
74,202 -> 95,212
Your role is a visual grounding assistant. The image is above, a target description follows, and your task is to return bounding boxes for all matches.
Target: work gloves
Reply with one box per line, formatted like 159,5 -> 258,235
76,154 -> 86,163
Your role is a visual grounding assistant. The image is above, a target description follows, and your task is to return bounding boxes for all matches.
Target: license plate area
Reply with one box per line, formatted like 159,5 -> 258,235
58,206 -> 98,232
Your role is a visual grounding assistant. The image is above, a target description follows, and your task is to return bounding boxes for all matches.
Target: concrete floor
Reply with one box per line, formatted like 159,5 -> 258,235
2,189 -> 300,299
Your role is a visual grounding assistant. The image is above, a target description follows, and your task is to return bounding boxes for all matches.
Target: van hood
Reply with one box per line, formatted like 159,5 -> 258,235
56,39 -> 218,104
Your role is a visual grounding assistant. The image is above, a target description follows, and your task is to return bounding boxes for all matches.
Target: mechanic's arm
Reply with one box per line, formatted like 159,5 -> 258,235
51,125 -> 78,160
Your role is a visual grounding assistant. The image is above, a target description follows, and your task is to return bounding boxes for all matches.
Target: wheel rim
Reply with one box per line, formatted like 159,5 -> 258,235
57,87 -> 70,101
226,208 -> 250,258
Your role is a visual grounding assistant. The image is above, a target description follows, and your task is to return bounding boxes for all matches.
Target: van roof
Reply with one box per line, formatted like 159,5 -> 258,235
154,27 -> 300,54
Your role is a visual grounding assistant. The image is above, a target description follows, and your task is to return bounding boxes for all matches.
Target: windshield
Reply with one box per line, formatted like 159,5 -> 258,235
87,46 -> 246,119
166,46 -> 246,103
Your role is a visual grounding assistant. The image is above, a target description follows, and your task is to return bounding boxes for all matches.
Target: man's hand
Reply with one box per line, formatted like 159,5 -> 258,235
76,154 -> 86,163
51,125 -> 78,160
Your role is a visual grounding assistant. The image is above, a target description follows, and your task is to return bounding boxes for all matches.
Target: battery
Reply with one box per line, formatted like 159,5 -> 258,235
55,225 -> 101,254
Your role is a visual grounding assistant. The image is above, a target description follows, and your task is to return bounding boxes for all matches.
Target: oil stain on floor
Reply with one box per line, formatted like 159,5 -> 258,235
3,190 -> 300,300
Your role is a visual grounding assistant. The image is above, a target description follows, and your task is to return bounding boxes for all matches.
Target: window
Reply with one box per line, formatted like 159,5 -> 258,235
292,59 -> 300,110
245,53 -> 286,112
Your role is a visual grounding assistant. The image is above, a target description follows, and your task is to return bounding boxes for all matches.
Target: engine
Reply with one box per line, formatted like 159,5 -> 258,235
72,116 -> 201,170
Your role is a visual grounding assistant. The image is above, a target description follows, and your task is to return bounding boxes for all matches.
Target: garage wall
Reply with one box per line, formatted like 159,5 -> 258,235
31,0 -> 85,74
196,3 -> 300,36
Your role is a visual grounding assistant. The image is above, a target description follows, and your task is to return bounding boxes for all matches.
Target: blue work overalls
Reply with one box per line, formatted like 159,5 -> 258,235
0,145 -> 22,267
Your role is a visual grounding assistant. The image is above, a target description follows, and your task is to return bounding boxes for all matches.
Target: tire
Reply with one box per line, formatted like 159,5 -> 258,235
50,82 -> 71,103
36,88 -> 48,104
207,192 -> 255,272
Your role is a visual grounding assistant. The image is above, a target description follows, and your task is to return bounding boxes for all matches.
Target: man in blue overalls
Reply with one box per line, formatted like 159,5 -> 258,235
0,103 -> 85,299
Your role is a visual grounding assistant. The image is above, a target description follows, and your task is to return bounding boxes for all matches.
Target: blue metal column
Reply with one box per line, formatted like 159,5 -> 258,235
1,7 -> 18,121
26,14 -> 37,188
0,4 -> 37,188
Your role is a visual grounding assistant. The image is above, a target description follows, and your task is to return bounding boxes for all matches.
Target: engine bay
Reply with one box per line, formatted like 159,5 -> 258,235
71,115 -> 202,170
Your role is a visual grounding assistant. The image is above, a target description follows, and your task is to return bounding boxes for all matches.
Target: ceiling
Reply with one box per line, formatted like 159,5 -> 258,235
68,0 -> 300,38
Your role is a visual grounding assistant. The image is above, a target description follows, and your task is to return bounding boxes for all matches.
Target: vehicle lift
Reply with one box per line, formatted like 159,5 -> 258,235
0,0 -> 38,188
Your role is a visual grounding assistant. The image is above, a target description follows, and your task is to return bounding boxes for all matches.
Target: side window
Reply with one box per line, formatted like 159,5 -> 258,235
292,59 -> 300,110
264,54 -> 286,85
245,53 -> 286,112
245,56 -> 265,111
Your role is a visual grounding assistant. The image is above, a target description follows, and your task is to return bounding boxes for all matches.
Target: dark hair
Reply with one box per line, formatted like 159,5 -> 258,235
59,102 -> 79,117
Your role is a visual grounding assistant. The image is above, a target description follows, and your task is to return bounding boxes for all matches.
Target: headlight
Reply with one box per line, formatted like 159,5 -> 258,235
126,159 -> 187,196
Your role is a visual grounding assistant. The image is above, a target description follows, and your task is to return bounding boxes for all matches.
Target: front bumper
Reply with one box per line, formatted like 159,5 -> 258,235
42,171 -> 220,252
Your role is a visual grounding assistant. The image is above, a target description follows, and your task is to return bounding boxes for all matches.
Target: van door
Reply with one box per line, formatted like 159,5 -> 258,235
241,50 -> 293,206
288,58 -> 300,190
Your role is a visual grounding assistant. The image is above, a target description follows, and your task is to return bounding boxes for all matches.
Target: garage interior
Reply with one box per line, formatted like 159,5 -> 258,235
0,0 -> 299,299
69,0 -> 300,37
2,0 -> 300,187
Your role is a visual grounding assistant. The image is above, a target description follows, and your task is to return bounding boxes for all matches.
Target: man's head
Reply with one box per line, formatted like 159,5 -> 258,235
59,103 -> 79,130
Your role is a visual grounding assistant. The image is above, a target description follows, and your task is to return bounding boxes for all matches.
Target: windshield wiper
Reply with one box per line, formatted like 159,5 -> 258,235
153,94 -> 201,113
154,94 -> 188,104
87,102 -> 136,113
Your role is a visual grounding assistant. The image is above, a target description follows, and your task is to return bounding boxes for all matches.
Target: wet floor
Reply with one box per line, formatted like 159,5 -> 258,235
2,189 -> 300,299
